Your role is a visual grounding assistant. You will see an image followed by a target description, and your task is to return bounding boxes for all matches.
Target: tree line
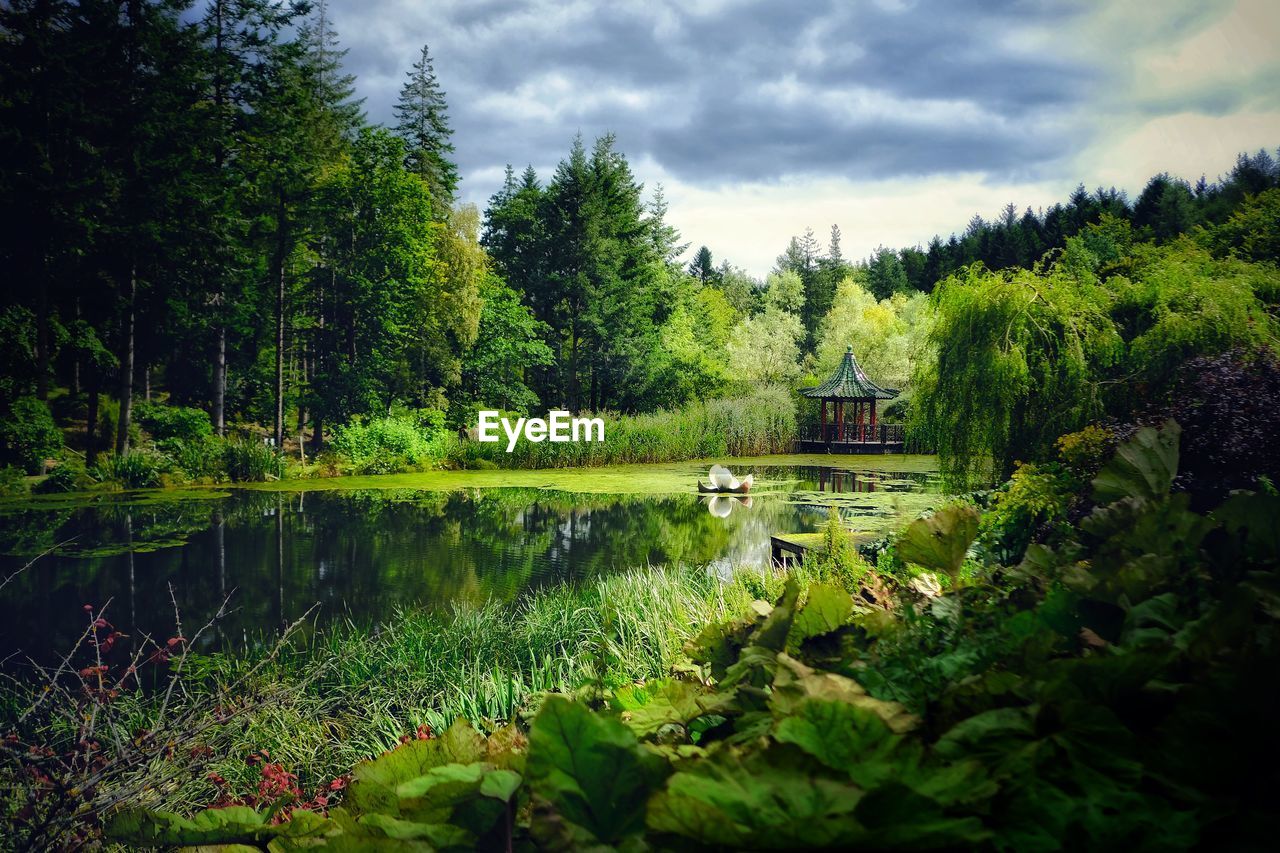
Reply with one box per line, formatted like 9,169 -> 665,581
0,0 -> 488,466
2,0 -> 1277,480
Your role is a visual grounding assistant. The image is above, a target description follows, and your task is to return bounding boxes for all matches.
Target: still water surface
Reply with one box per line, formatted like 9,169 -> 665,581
0,459 -> 940,660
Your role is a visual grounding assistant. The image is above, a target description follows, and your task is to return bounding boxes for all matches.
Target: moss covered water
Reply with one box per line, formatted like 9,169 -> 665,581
0,455 -> 940,660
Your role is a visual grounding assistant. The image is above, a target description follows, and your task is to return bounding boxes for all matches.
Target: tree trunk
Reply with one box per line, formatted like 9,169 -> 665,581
35,284 -> 50,401
86,365 -> 99,468
72,300 -> 82,395
115,265 -> 136,456
309,413 -> 324,454
144,364 -> 151,402
273,191 -> 287,451
568,315 -> 579,413
213,323 -> 226,436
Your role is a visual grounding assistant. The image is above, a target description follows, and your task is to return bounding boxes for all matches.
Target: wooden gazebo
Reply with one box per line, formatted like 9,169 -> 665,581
796,346 -> 904,454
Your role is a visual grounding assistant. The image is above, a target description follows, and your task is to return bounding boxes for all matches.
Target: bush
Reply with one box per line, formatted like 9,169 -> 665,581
33,458 -> 89,494
90,451 -> 166,490
1160,347 -> 1280,507
134,402 -> 213,442
223,438 -> 282,482
0,396 -> 63,473
330,410 -> 449,474
158,436 -> 227,481
0,465 -> 27,498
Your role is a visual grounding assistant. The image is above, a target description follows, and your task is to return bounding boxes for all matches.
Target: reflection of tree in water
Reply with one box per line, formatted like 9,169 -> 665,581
0,471 -> 933,661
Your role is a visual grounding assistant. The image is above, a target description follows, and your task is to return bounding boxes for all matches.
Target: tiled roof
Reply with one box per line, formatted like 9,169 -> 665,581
801,346 -> 899,400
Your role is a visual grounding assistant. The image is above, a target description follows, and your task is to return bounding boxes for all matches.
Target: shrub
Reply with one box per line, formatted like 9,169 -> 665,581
1160,347 -> 1280,506
90,451 -> 166,490
33,458 -> 89,494
1055,424 -> 1114,479
134,402 -> 213,442
977,462 -> 1075,564
330,410 -> 449,474
223,438 -> 283,482
158,436 -> 227,481
0,396 -> 63,473
0,465 -> 27,497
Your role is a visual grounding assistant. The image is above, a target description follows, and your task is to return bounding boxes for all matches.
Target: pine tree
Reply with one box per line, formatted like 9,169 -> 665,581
394,43 -> 458,210
689,246 -> 716,283
828,224 -> 844,264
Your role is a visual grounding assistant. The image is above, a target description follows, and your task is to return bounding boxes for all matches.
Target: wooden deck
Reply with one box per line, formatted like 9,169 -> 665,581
770,533 -> 826,567
793,423 -> 906,455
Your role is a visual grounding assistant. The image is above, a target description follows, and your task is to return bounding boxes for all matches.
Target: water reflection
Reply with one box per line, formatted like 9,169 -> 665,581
703,495 -> 752,517
0,463 -> 939,661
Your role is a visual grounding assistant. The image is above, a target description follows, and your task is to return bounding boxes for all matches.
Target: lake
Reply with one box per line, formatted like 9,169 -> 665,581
0,455 -> 940,661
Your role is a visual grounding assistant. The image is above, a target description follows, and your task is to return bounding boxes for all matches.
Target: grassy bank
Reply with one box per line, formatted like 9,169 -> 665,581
0,562 -> 802,825
3,389 -> 799,497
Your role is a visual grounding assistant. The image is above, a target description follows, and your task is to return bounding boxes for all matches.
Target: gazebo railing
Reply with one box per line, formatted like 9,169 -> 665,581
798,423 -> 905,444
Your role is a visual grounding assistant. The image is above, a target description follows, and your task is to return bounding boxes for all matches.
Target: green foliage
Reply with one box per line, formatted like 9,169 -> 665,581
453,387 -> 795,469
1092,419 -> 1180,503
1054,424 -> 1114,479
90,451 -> 166,490
32,459 -> 88,494
726,305 -> 805,382
1206,186 -> 1280,265
223,438 -> 283,483
0,396 -> 63,473
800,511 -> 874,593
910,234 -> 1277,487
1110,239 -> 1277,390
526,697 -> 668,846
0,465 -> 28,498
817,274 -> 933,389
978,463 -> 1075,564
460,275 -> 553,413
133,401 -> 212,443
896,504 -> 981,582
158,436 -> 228,481
330,411 -> 450,474
909,258 -> 1120,486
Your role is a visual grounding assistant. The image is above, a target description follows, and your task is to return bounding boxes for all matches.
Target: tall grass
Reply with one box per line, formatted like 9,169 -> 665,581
452,386 -> 797,469
1,551 -> 874,833
57,564 -> 761,811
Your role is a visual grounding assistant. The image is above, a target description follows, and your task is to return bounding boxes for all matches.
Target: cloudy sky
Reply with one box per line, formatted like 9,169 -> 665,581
320,0 -> 1280,277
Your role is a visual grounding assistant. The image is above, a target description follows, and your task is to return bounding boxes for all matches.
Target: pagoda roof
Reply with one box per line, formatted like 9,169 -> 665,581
801,346 -> 899,400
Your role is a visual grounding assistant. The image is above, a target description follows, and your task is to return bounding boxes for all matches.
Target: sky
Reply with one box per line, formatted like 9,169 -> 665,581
318,0 -> 1280,278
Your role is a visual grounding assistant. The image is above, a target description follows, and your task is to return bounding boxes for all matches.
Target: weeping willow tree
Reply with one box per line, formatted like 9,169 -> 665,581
909,259 -> 1122,488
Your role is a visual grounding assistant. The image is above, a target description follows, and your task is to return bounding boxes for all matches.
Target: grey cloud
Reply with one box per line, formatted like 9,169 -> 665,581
322,0 -> 1177,200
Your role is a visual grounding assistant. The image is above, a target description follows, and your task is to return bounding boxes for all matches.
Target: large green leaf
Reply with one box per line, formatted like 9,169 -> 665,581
647,750 -> 867,848
106,805 -> 331,848
525,695 -> 670,846
393,761 -> 521,835
1092,420 -> 1180,503
346,719 -> 487,815
774,697 -> 901,774
770,653 -> 918,734
896,504 -> 981,579
611,678 -> 732,739
787,583 -> 854,652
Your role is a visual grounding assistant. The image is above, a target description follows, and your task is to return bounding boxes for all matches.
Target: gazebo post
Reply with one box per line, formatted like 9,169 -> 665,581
857,400 -> 865,441
870,399 -> 878,442
820,399 -> 827,442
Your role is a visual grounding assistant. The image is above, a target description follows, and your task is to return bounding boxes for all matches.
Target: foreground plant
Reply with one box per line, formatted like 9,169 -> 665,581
0,593 -> 320,849
107,422 -> 1278,849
